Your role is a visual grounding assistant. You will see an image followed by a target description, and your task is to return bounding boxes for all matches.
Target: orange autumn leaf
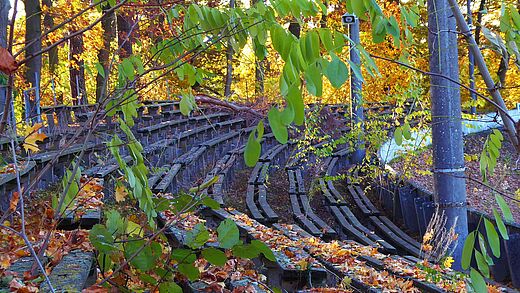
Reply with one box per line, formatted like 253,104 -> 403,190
0,47 -> 18,74
9,191 -> 19,212
115,185 -> 127,202
22,123 -> 47,153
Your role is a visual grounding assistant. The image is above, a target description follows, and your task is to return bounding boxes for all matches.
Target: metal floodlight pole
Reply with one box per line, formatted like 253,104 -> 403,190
343,13 -> 365,164
428,0 -> 468,270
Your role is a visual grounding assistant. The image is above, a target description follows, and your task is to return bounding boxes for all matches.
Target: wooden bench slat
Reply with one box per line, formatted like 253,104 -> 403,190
257,185 -> 279,222
378,216 -> 422,250
246,184 -> 264,221
330,206 -> 377,247
369,216 -> 422,258
346,185 -> 374,215
319,178 -> 338,205
40,250 -> 95,292
338,206 -> 396,253
299,194 -> 336,236
154,164 -> 182,192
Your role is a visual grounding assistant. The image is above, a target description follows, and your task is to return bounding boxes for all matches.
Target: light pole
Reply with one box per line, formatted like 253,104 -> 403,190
343,13 -> 365,164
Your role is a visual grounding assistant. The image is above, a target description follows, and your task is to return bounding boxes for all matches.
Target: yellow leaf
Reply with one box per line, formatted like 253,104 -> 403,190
422,230 -> 433,243
442,256 -> 454,269
295,259 -> 308,270
22,123 -> 47,153
115,185 -> 127,202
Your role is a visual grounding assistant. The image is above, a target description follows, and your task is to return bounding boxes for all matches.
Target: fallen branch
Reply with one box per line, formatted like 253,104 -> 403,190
194,94 -> 264,118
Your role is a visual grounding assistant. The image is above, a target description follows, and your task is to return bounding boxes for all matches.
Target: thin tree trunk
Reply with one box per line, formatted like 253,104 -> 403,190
24,0 -> 42,121
428,0 -> 468,269
117,12 -> 134,58
497,55 -> 509,88
224,0 -> 235,97
474,0 -> 486,45
96,6 -> 115,102
0,0 -> 9,126
24,0 -> 42,89
253,0 -> 264,97
254,59 -> 264,96
42,0 -> 58,75
0,0 -> 8,48
69,34 -> 86,105
320,0 -> 328,28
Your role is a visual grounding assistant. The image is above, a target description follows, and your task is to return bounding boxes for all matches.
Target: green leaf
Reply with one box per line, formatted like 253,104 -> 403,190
484,218 -> 501,258
217,218 -> 240,249
402,123 -> 411,140
319,28 -> 334,52
89,224 -> 118,254
180,92 -> 195,116
477,233 -> 494,266
124,240 -> 160,271
256,121 -> 264,141
178,263 -> 200,281
347,59 -> 365,82
244,131 -> 261,167
286,85 -> 304,126
106,210 -> 126,236
251,240 -> 276,261
461,231 -> 475,270
202,247 -> 228,266
324,53 -> 349,88
95,63 -> 105,78
493,208 -> 509,240
121,58 -> 135,80
280,101 -> 295,126
185,223 -> 210,249
159,282 -> 182,293
470,268 -> 488,293
386,16 -> 400,38
97,253 -> 112,272
474,250 -> 490,278
304,63 -> 323,97
201,196 -> 220,210
268,108 -> 289,144
351,0 -> 366,20
495,194 -> 514,222
394,128 -> 403,146
171,248 -> 196,264
232,243 -> 260,259
371,16 -> 387,43
301,30 -> 320,62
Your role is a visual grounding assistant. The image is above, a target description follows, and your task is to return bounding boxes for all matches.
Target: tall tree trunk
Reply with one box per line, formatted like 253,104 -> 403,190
428,0 -> 468,269
96,6 -> 116,102
42,0 -> 57,75
224,0 -> 235,97
69,34 -> 86,105
117,12 -> 134,58
320,0 -> 328,28
24,0 -> 42,89
497,55 -> 509,88
474,0 -> 486,45
252,0 -> 264,97
0,0 -> 9,124
254,58 -> 264,97
24,0 -> 42,121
